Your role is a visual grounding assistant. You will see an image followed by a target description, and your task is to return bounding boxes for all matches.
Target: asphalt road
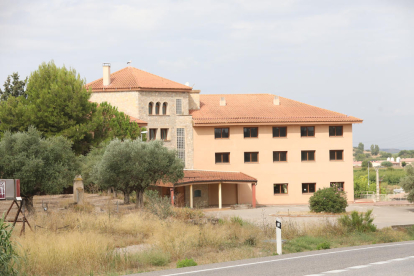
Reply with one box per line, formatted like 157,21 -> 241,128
130,241 -> 414,276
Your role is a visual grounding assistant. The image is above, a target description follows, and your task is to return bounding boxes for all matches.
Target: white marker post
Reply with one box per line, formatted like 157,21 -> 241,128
276,218 -> 282,255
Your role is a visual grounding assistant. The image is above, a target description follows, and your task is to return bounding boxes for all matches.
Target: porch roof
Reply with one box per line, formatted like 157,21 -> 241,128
157,170 -> 257,187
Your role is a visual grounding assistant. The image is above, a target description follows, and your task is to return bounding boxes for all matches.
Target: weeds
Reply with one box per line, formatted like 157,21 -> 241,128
176,258 -> 197,268
0,214 -> 19,275
338,210 -> 377,232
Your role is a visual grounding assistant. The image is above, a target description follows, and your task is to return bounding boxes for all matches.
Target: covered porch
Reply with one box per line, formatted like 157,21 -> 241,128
157,170 -> 257,209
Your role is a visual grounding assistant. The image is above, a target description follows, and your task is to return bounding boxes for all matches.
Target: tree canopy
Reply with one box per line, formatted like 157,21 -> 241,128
0,127 -> 79,208
400,165 -> 414,203
0,61 -> 143,154
370,144 -> 379,156
95,139 -> 184,207
0,72 -> 27,101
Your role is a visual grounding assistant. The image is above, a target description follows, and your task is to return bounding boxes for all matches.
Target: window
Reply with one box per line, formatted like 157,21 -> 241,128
273,127 -> 287,137
301,150 -> 315,161
244,127 -> 258,138
162,102 -> 168,115
301,126 -> 315,137
273,151 -> 287,162
161,129 -> 168,141
155,102 -> 160,115
176,99 -> 182,115
302,183 -> 316,193
194,190 -> 201,197
274,184 -> 288,194
330,150 -> 343,160
330,182 -> 344,191
148,102 -> 153,115
215,153 -> 230,163
214,128 -> 229,139
149,129 -> 157,140
244,152 -> 259,163
329,126 -> 343,137
177,128 -> 185,162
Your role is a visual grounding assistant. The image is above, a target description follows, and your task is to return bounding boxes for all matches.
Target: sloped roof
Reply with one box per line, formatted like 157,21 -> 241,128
128,115 -> 147,126
86,66 -> 192,92
190,94 -> 363,125
156,170 -> 257,187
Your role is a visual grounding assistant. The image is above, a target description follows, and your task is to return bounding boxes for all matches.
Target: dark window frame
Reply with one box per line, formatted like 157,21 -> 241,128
194,190 -> 202,197
214,128 -> 230,139
215,152 -> 230,163
301,150 -> 315,161
329,126 -> 343,137
243,127 -> 259,138
329,150 -> 344,161
274,183 -> 288,194
272,127 -> 287,138
160,128 -> 169,141
244,152 -> 259,163
162,102 -> 168,115
273,151 -> 287,162
148,102 -> 154,115
149,128 -> 157,140
330,182 -> 344,191
155,102 -> 161,115
301,126 -> 315,137
302,183 -> 316,194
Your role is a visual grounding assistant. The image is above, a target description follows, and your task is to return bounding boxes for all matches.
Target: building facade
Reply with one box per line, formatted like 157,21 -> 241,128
87,64 -> 362,207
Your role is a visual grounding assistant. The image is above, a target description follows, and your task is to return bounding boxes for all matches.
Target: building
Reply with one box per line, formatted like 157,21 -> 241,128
86,64 -> 363,207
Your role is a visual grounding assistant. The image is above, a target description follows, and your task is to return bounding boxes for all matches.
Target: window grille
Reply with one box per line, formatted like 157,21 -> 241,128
177,128 -> 185,162
176,99 -> 182,114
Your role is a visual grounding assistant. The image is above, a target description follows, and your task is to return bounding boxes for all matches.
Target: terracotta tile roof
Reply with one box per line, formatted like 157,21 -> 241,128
190,94 -> 363,125
156,170 -> 257,187
86,66 -> 192,92
128,115 -> 147,126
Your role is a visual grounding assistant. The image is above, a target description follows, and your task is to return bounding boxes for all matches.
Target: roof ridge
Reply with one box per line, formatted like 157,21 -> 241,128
130,67 -> 188,88
279,96 -> 349,118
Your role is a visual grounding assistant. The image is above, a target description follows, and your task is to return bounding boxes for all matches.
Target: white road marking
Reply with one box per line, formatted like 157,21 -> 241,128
348,265 -> 371,269
157,242 -> 414,276
324,270 -> 347,273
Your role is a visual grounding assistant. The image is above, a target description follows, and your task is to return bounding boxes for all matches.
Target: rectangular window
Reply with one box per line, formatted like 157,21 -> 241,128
244,127 -> 258,138
330,182 -> 344,191
214,128 -> 229,139
301,150 -> 315,161
161,129 -> 168,141
273,151 -> 287,162
329,126 -> 343,137
244,152 -> 259,163
149,129 -> 157,140
301,126 -> 315,137
302,183 -> 316,193
274,184 -> 288,194
177,128 -> 185,162
330,150 -> 343,160
273,127 -> 287,137
215,153 -> 230,163
176,99 -> 182,115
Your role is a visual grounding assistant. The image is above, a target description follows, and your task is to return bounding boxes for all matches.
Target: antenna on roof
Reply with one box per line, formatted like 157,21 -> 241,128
127,60 -> 132,65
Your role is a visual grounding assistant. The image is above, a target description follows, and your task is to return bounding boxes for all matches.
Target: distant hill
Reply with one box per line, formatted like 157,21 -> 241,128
381,149 -> 400,154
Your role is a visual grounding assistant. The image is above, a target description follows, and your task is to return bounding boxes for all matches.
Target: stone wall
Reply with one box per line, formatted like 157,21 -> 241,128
90,91 -> 139,119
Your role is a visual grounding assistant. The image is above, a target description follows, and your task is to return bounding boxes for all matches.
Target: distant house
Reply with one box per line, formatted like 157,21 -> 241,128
86,64 -> 363,207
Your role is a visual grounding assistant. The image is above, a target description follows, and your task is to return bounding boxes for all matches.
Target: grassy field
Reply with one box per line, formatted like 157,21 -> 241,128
4,195 -> 414,275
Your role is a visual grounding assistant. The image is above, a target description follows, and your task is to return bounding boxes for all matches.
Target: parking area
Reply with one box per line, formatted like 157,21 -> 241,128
205,203 -> 414,229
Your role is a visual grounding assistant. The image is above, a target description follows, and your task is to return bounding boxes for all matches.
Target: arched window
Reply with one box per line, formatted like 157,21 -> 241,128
148,102 -> 153,115
155,102 -> 161,115
162,102 -> 168,115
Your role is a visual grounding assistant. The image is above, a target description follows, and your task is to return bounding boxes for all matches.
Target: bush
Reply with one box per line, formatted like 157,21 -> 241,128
176,258 -> 197,268
230,216 -> 246,226
0,214 -> 19,275
317,241 -> 331,250
381,161 -> 393,168
309,187 -> 347,213
338,210 -> 377,232
144,190 -> 173,219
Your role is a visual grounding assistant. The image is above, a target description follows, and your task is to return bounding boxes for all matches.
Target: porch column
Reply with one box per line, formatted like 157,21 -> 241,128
251,183 -> 256,208
190,184 -> 193,208
218,183 -> 222,209
170,188 -> 174,206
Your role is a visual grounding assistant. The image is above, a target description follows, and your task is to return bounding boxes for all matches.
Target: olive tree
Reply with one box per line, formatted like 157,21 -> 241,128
95,139 -> 184,207
400,165 -> 414,203
0,127 -> 79,211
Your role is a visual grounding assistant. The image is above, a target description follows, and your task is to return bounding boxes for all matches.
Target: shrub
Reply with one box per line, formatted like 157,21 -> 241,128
176,258 -> 197,268
230,216 -> 246,226
338,210 -> 377,232
317,241 -> 331,250
0,214 -> 19,275
309,187 -> 347,213
381,161 -> 393,168
144,190 -> 173,219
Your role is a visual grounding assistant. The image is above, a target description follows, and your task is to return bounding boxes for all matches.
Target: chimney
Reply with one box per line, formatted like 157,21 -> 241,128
273,95 -> 280,105
220,97 -> 226,106
103,63 -> 111,86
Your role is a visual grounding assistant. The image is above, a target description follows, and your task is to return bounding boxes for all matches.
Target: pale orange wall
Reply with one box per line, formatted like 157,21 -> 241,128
193,124 -> 354,205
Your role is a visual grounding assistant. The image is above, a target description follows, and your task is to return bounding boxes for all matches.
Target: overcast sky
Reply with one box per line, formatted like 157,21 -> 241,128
0,0 -> 413,149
